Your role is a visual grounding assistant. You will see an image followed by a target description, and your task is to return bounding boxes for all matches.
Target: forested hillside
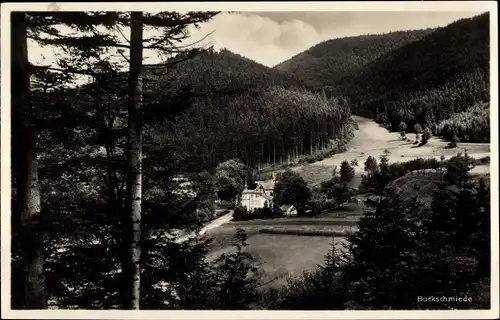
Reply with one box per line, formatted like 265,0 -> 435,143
276,12 -> 490,143
275,29 -> 434,94
150,48 -> 310,93
144,49 -> 355,172
346,12 -> 490,140
169,85 -> 352,172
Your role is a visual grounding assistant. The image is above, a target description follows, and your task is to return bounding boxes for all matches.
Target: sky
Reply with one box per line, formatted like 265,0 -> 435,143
187,11 -> 485,67
27,11 -> 485,73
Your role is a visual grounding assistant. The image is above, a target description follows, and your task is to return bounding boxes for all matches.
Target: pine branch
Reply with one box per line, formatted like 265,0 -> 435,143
31,64 -> 119,79
142,12 -> 220,29
143,45 -> 213,70
144,30 -> 215,52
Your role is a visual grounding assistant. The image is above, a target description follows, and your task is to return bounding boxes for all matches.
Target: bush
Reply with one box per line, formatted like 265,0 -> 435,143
253,206 -> 280,219
448,135 -> 460,148
259,228 -> 349,237
233,205 -> 250,221
273,169 -> 312,213
421,127 -> 432,145
364,156 -> 378,174
474,156 -> 490,165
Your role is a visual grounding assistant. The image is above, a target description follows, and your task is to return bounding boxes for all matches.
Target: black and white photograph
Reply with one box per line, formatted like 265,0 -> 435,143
1,1 -> 498,319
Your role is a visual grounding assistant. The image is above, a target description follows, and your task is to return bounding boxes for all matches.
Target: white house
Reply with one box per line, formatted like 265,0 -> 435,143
240,175 -> 275,212
280,204 -> 298,217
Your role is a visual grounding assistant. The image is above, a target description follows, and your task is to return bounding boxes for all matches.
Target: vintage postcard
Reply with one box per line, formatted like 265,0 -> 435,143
1,1 -> 498,319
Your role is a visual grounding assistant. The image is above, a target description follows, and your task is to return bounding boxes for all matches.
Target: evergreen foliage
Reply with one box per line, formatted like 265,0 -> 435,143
273,169 -> 312,215
339,160 -> 355,184
277,13 -> 490,143
275,29 -> 434,92
168,83 -> 355,172
265,153 -> 491,310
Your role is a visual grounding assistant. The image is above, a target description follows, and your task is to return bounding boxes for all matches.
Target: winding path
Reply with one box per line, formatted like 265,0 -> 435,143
175,211 -> 233,243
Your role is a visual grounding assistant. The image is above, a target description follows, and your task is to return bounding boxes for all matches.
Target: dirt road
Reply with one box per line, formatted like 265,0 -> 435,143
175,211 -> 233,243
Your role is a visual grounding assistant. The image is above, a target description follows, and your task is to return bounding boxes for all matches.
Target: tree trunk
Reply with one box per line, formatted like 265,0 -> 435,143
11,12 -> 47,309
273,146 -> 276,165
124,11 -> 143,310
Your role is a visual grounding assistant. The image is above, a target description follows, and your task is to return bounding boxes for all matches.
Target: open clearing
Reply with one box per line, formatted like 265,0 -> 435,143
204,115 -> 491,288
205,226 -> 349,289
286,115 -> 490,186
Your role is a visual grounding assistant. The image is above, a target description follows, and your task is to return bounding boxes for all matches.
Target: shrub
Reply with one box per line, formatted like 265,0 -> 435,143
233,205 -> 250,221
448,135 -> 460,148
474,156 -> 490,165
273,169 -> 312,214
421,128 -> 432,145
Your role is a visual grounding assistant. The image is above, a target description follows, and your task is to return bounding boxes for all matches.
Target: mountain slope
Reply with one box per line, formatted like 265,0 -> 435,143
274,29 -> 434,94
149,48 -> 311,95
145,49 -> 355,172
277,12 -> 490,143
346,12 -> 490,132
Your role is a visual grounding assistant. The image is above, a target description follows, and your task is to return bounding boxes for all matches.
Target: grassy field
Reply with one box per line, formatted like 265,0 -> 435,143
205,226 -> 349,289
274,116 -> 491,187
204,209 -> 361,289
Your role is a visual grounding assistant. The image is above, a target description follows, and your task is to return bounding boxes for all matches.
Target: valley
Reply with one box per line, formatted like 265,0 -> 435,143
8,9 -> 493,311
203,114 -> 491,289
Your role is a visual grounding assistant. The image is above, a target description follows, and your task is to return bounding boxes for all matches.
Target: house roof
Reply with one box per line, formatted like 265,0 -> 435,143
280,204 -> 296,211
262,193 -> 273,201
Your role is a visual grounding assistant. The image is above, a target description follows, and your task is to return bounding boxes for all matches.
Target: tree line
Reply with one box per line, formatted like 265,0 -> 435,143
168,85 -> 354,172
